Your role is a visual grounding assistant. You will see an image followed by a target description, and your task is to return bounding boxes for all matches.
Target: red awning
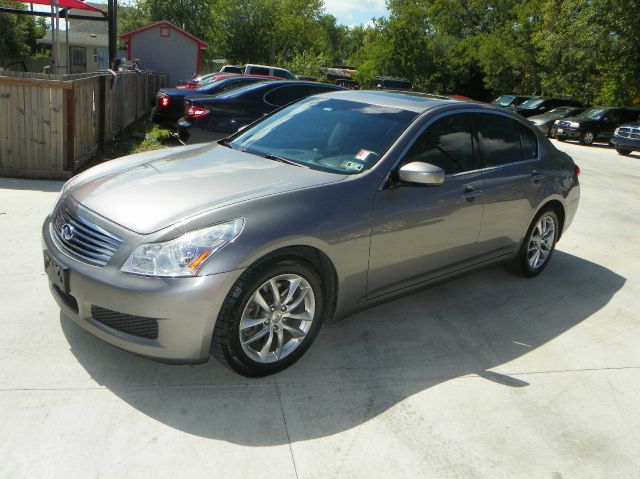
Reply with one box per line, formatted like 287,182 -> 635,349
7,0 -> 104,13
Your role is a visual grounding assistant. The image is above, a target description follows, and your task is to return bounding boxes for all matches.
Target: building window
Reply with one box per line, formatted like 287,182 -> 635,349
93,48 -> 98,64
160,27 -> 170,37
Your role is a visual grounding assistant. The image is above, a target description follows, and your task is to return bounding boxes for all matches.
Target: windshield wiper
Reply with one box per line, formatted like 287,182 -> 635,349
262,154 -> 309,168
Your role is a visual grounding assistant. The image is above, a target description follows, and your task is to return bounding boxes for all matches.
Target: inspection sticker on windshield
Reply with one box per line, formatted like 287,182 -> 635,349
343,161 -> 365,172
355,149 -> 374,161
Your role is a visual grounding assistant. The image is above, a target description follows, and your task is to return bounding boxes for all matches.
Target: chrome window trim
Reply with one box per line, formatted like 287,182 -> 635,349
379,107 -> 541,189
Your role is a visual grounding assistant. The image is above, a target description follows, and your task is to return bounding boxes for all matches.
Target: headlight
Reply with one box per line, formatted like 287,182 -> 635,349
614,127 -> 620,136
121,218 -> 244,277
554,120 -> 560,125
569,122 -> 580,128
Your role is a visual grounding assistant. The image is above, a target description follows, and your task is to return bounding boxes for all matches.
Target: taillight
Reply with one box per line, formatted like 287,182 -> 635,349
574,164 -> 580,176
185,105 -> 209,119
158,93 -> 170,108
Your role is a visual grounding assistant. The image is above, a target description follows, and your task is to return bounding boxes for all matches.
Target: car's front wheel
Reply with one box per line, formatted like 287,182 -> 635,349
615,147 -> 631,156
580,130 -> 595,145
510,209 -> 559,277
212,258 -> 324,376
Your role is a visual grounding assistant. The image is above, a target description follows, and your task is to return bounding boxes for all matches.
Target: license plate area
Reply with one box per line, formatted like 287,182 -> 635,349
44,252 -> 70,293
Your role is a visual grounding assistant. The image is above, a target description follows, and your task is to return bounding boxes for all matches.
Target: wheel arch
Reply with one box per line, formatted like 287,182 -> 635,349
536,199 -> 566,238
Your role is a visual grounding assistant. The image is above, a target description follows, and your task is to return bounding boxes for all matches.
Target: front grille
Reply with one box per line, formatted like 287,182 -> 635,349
617,127 -> 640,140
557,120 -> 572,128
52,206 -> 122,267
91,305 -> 159,339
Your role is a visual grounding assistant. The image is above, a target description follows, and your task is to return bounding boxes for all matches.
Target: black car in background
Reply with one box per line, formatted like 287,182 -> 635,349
551,107 -> 640,145
373,76 -> 412,91
491,95 -> 532,107
611,120 -> 640,155
528,106 -> 585,136
151,75 -> 279,127
178,81 -> 345,144
514,97 -> 583,118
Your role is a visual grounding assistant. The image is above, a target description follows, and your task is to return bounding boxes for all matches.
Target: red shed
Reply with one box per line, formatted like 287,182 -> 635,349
120,21 -> 208,85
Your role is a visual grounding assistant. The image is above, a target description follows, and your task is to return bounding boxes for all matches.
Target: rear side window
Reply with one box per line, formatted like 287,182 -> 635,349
272,69 -> 293,79
248,66 -> 270,76
622,109 -> 640,122
402,113 -> 475,175
476,113 -> 524,167
519,123 -> 538,160
264,85 -> 320,107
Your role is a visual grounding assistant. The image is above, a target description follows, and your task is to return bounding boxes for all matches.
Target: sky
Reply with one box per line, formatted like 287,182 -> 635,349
323,0 -> 388,26
31,0 -> 388,28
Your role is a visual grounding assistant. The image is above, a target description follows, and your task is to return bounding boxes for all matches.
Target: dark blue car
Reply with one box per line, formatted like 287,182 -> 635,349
151,75 -> 279,127
177,81 -> 345,144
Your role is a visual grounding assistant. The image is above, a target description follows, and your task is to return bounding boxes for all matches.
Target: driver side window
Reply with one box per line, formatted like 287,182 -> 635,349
402,113 -> 475,175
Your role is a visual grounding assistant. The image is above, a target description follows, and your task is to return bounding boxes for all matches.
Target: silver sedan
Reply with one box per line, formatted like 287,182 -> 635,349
43,91 -> 580,376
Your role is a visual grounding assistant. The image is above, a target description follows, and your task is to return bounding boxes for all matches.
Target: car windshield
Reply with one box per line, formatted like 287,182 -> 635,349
492,95 -> 515,106
228,97 -> 418,174
577,107 -> 607,120
519,98 -> 545,109
546,107 -> 572,116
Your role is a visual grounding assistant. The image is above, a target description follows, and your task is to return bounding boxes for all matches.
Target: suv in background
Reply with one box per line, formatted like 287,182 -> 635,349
373,76 -> 412,91
491,95 -> 532,107
514,97 -> 583,118
551,107 -> 640,145
219,64 -> 297,79
611,117 -> 640,155
528,106 -> 585,136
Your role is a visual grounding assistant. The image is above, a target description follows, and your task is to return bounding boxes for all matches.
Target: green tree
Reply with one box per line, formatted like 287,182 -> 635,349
0,0 -> 48,60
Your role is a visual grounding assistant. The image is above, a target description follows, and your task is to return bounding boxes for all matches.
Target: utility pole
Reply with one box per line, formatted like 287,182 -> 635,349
107,0 -> 118,66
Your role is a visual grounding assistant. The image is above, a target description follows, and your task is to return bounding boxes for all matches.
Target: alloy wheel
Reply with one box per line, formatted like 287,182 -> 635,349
239,274 -> 316,363
583,131 -> 594,145
527,215 -> 556,270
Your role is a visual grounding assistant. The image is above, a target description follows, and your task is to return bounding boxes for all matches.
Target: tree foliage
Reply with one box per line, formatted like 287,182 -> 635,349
0,0 -> 48,60
110,0 -> 640,105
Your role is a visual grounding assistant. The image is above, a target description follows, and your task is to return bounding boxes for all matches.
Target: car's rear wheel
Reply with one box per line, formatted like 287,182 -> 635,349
510,209 -> 559,277
580,130 -> 595,145
615,147 -> 631,156
212,258 -> 324,376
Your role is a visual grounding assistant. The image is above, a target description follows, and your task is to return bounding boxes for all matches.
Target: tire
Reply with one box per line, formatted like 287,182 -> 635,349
580,130 -> 595,145
509,209 -> 559,278
556,137 -> 565,142
211,257 -> 324,377
615,147 -> 631,156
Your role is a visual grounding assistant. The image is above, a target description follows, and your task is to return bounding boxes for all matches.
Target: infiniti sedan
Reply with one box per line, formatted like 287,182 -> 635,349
43,91 -> 580,376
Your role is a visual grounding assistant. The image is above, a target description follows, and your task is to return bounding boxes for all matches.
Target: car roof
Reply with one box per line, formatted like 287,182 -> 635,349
316,90 -> 459,113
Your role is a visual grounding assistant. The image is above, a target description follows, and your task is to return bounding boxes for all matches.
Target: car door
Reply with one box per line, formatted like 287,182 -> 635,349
367,112 -> 484,297
474,112 -> 540,259
599,109 -> 622,139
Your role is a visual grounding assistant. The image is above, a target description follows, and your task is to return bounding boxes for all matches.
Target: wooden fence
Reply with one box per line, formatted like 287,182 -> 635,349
0,71 -> 167,180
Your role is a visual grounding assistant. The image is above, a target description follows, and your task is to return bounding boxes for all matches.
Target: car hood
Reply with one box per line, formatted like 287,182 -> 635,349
529,113 -> 563,122
70,143 -> 346,234
559,116 -> 598,126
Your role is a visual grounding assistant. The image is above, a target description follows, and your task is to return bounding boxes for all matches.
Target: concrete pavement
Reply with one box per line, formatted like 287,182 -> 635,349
0,141 -> 638,478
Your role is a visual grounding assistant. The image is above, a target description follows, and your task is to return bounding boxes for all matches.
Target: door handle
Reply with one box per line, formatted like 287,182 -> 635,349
531,169 -> 544,183
460,185 -> 483,200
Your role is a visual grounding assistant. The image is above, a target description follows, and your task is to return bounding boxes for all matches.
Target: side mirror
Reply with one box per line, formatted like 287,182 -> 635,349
398,162 -> 445,186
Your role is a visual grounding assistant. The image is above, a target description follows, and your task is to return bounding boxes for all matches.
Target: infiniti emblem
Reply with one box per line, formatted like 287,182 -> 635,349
61,224 -> 75,241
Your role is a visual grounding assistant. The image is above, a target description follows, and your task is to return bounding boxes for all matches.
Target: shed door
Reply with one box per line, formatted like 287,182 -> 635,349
69,46 -> 87,73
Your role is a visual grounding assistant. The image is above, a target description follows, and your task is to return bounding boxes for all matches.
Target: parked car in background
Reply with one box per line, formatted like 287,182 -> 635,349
373,76 -> 412,91
220,64 -> 297,79
43,91 -> 580,376
491,95 -> 532,107
514,97 -> 584,118
220,65 -> 244,74
551,107 -> 640,145
176,72 -> 236,90
528,106 -> 585,136
178,81 -> 344,144
611,119 -> 640,155
152,75 -> 281,127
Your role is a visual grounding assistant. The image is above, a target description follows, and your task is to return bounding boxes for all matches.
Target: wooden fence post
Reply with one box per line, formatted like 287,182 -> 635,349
64,86 -> 75,171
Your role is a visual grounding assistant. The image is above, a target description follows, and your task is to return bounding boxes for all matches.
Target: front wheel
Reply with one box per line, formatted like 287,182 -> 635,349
615,147 -> 631,156
580,130 -> 595,145
509,209 -> 559,277
212,259 -> 324,376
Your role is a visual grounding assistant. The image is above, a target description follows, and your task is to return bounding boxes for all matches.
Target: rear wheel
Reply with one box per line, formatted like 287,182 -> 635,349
580,130 -> 595,145
212,259 -> 324,376
615,147 -> 631,156
509,209 -> 559,277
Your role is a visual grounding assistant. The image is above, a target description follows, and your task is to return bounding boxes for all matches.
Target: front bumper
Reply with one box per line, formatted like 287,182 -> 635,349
43,215 -> 243,363
610,135 -> 640,152
551,126 -> 583,139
